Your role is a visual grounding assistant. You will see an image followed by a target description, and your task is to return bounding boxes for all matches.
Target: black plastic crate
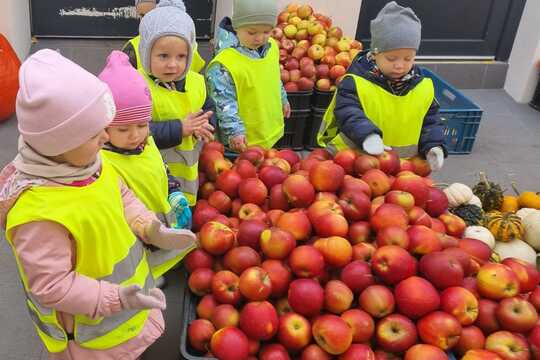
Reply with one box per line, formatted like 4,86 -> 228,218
286,90 -> 313,111
275,109 -> 310,150
312,88 -> 335,109
304,107 -> 326,150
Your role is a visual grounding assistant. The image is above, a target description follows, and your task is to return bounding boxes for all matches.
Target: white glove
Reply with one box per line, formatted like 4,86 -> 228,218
362,134 -> 392,155
426,147 -> 445,171
119,284 -> 166,310
146,219 -> 198,250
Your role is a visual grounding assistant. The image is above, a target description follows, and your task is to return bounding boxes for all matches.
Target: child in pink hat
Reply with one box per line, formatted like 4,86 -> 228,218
0,49 -> 198,359
99,50 -> 195,285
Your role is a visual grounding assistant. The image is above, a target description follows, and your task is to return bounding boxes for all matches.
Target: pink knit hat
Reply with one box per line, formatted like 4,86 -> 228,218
98,51 -> 152,126
16,49 -> 115,157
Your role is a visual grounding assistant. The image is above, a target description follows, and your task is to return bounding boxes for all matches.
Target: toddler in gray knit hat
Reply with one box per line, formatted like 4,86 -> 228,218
134,0 -> 156,17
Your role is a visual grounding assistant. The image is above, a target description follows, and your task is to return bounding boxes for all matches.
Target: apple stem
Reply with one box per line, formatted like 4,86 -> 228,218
510,182 -> 520,196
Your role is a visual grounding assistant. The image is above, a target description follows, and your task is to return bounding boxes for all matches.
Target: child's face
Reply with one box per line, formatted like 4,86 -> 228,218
236,24 -> 273,49
106,123 -> 149,150
150,36 -> 189,82
136,2 -> 156,17
52,129 -> 109,167
374,48 -> 417,80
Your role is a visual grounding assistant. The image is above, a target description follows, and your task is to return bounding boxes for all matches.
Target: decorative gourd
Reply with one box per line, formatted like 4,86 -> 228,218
500,196 -> 519,213
516,208 -> 539,220
494,239 -> 537,265
484,211 -> 524,242
450,204 -> 485,226
468,195 -> 482,208
464,226 -> 495,249
522,211 -> 540,251
443,183 -> 473,208
512,182 -> 540,210
472,172 -> 503,212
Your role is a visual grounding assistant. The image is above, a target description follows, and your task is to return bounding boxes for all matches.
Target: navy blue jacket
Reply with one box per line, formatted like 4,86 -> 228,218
334,51 -> 447,157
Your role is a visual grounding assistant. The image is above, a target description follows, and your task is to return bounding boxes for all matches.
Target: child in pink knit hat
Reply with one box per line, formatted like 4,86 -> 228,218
100,50 -> 195,286
0,49 -> 198,359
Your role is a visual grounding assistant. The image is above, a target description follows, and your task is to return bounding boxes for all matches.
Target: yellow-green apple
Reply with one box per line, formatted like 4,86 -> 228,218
324,280 -> 354,314
237,219 -> 267,250
309,160 -> 345,192
211,304 -> 240,329
376,226 -> 409,248
341,175 -> 372,198
404,344 -> 448,360
216,169 -> 243,198
354,154 -> 380,176
312,314 -> 353,355
239,301 -> 279,341
391,172 -> 430,207
282,174 -> 316,208
188,319 -> 215,352
334,149 -> 358,175
211,270 -> 241,305
359,285 -> 395,318
371,245 -> 417,285
238,203 -> 267,222
338,344 -> 375,360
288,278 -> 324,317
193,202 -> 220,231
439,213 -> 467,237
284,24 -> 298,39
295,29 -> 310,42
289,245 -> 325,278
239,266 -> 272,301
269,184 -> 290,211
377,150 -> 400,175
454,326 -> 485,356
385,190 -> 415,211
316,78 -> 332,91
261,260 -> 291,298
485,331 -> 530,360
312,33 -> 327,46
276,209 -> 312,241
336,38 -> 351,52
476,299 -> 501,334
314,236 -> 352,267
375,314 -> 418,353
425,187 -> 449,217
348,221 -> 371,244
502,258 -> 540,293
278,312 -> 312,352
340,260 -> 374,294
341,309 -> 374,343
297,4 -> 313,19
308,21 -> 324,36
301,344 -> 332,360
371,204 -> 409,231
185,248 -> 213,273
308,44 -> 324,61
408,206 -> 432,227
440,287 -> 479,325
496,296 -> 538,333
419,251 -> 464,289
395,276 -> 440,319
223,246 -> 261,275
197,294 -> 218,320
335,52 -> 351,68
199,221 -> 235,256
352,242 -> 377,262
417,311 -> 462,350
260,227 -> 296,260
328,26 -> 343,38
188,268 -> 214,296
338,190 -> 371,221
476,263 -> 520,300
238,178 -> 268,205
276,297 -> 292,316
199,181 -> 216,200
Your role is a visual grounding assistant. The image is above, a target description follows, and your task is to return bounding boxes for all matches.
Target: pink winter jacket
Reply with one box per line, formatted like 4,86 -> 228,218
5,178 -> 165,360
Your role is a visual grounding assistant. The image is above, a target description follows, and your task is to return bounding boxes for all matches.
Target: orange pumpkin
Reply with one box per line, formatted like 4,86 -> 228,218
500,195 -> 519,212
0,34 -> 20,121
518,191 -> 540,210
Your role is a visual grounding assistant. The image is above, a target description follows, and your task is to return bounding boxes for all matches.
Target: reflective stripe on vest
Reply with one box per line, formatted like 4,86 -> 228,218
146,244 -> 196,279
319,74 -> 434,158
208,38 -> 284,149
5,157 -> 152,352
141,70 -> 207,206
101,136 -> 171,215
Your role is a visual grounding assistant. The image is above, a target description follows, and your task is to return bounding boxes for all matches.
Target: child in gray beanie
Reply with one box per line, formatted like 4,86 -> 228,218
132,0 -> 216,206
206,0 -> 291,152
319,1 -> 447,171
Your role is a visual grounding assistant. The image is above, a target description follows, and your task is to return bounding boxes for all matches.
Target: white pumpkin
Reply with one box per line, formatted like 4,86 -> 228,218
522,211 -> 540,251
516,208 -> 540,220
468,195 -> 482,208
443,183 -> 474,208
494,239 -> 537,265
464,226 -> 496,249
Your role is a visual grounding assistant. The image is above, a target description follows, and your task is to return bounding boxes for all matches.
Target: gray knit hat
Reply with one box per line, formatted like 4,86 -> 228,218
232,0 -> 278,29
134,0 -> 156,5
370,1 -> 421,53
139,0 -> 194,78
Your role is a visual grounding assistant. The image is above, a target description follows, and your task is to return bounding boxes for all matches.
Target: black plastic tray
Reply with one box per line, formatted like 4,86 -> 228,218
312,88 -> 335,109
286,90 -> 313,111
304,107 -> 326,150
275,109 -> 311,151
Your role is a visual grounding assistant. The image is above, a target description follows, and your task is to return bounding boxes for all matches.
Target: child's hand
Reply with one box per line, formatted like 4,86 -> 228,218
283,103 -> 291,119
182,111 -> 211,138
427,146 -> 444,171
119,285 -> 166,311
145,219 -> 198,250
229,134 -> 247,153
194,125 -> 215,143
362,134 -> 391,155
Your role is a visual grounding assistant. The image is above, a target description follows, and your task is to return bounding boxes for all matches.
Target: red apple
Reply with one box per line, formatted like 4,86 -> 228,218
404,344 -> 448,360
340,260 -> 374,293
308,199 -> 344,222
439,213 -> 467,237
407,225 -> 442,255
270,184 -> 291,211
338,190 -> 371,221
385,190 -> 415,212
338,344 -> 375,360
199,182 -> 216,200
261,260 -> 291,298
210,326 -> 249,360
462,350 -> 504,360
485,331 -> 530,360
288,278 -> 324,317
276,149 -> 300,167
417,311 -> 462,350
361,169 -> 391,197
371,204 -> 409,233
476,299 -> 501,335
259,166 -> 288,190
342,175 -> 372,197
420,251 -> 464,289
341,309 -> 375,343
313,213 -> 349,238
260,227 -> 296,260
298,77 -> 315,91
238,203 -> 266,222
284,82 -> 299,92
211,270 -> 241,305
502,258 -> 540,293
410,156 -> 432,177
441,286 -> 479,325
216,169 -> 243,198
315,192 -> 339,203
188,319 -> 215,352
477,263 -> 520,300
199,221 -> 235,256
354,154 -> 380,176
277,209 -> 312,241
463,276 -> 481,298
496,296 -> 538,333
333,149 -> 357,175
211,304 -> 240,329
312,314 -> 353,355
197,294 -> 218,320
377,150 -> 400,175
234,159 -> 257,179
239,266 -> 272,301
188,268 -> 214,296
376,314 -> 418,353
391,172 -> 430,207
185,249 -> 214,273
239,301 -> 279,341
289,245 -> 325,278
193,202 -> 221,231
455,326 -> 485,356
282,174 -> 316,208
278,312 -> 312,352
316,78 -> 332,91
301,344 -> 332,360
289,69 -> 301,82
371,245 -> 417,285
359,285 -> 395,318
309,160 -> 345,192
408,206 -> 432,227
348,221 -> 372,244
529,325 -> 540,359
395,276 -> 440,319
223,246 -> 261,275
238,178 -> 268,205
459,238 -> 492,268
425,187 -> 449,217
314,236 -> 352,268
324,280 -> 354,314
352,242 -> 376,262
206,158 -> 232,181
237,219 -> 268,250
329,65 -> 346,80
530,287 -> 540,312
376,226 -> 410,248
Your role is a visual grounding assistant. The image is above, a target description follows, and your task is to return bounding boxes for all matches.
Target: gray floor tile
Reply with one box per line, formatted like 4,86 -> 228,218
482,62 -> 508,89
436,63 -> 487,89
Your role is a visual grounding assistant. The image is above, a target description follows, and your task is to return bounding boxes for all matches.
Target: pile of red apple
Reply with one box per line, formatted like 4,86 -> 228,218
186,141 -> 540,360
272,3 -> 363,93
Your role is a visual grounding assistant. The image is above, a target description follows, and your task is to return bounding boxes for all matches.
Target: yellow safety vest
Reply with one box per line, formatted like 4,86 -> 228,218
5,157 -> 153,353
126,35 -> 206,73
101,137 -> 195,278
141,70 -> 207,206
208,38 -> 284,149
318,74 -> 434,158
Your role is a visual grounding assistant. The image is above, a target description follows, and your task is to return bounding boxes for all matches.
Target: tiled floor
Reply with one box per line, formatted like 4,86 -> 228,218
0,39 -> 539,360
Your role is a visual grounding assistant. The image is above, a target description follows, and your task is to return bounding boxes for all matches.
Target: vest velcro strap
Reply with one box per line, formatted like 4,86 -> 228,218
98,240 -> 144,284
160,147 -> 200,168
392,144 -> 419,158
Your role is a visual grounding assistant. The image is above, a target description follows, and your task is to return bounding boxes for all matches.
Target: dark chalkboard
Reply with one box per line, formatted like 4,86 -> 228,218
31,0 -> 215,39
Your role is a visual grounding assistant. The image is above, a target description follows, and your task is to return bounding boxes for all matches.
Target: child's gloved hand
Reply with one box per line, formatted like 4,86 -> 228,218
119,284 -> 166,310
229,134 -> 247,152
362,134 -> 391,155
426,146 -> 445,171
168,191 -> 192,229
145,219 -> 198,250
